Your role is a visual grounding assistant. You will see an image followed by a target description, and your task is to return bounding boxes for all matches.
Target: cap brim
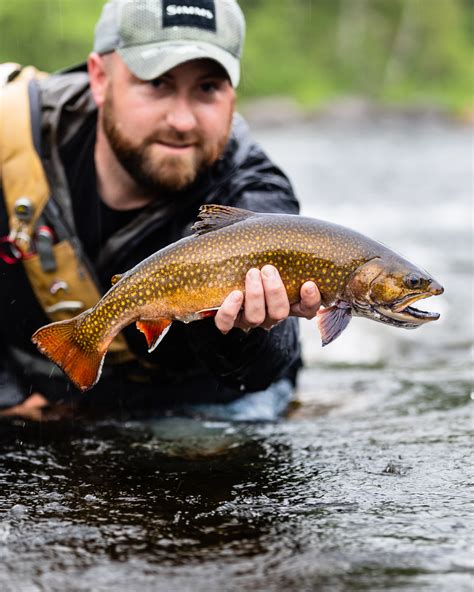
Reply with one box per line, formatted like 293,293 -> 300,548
117,41 -> 240,87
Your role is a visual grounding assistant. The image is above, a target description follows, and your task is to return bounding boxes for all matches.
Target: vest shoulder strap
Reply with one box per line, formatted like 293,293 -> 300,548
0,67 -> 49,253
0,66 -> 132,360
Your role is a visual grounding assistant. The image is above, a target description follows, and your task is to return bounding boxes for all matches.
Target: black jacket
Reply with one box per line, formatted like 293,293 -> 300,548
0,72 -> 302,412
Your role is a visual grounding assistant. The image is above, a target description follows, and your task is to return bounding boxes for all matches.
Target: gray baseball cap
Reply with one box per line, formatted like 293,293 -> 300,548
94,0 -> 245,86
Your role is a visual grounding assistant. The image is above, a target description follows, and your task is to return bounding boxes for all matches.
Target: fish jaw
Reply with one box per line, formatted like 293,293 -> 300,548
351,290 -> 442,329
374,290 -> 442,326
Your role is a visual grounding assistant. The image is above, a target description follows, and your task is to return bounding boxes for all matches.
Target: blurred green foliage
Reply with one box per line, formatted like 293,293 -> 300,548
0,0 -> 472,110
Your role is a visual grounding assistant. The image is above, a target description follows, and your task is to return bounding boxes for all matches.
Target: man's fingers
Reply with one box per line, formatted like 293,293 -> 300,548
261,265 -> 290,326
241,268 -> 266,327
215,290 -> 244,334
215,275 -> 321,335
290,281 -> 321,319
0,393 -> 49,421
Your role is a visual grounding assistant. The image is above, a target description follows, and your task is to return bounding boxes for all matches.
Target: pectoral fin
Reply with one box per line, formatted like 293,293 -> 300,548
136,319 -> 172,353
317,302 -> 352,346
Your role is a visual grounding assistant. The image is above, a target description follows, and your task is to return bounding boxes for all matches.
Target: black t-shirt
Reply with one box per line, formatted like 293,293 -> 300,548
59,116 -> 145,264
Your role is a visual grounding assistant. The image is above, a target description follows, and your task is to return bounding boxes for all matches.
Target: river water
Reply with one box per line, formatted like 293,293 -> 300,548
0,117 -> 472,591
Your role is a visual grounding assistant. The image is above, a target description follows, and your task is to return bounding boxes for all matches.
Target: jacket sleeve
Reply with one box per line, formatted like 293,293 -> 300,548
186,315 -> 301,393
184,182 -> 303,393
0,338 -> 26,409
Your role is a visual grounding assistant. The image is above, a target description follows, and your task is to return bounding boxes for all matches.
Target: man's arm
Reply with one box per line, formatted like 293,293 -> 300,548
0,337 -> 48,416
0,336 -> 66,419
187,272 -> 319,393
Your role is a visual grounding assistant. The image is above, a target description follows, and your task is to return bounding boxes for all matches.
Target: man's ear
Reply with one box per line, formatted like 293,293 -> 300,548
88,52 -> 110,108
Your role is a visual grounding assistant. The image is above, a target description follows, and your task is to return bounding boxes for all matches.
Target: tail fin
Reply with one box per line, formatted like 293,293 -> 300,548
32,312 -> 105,392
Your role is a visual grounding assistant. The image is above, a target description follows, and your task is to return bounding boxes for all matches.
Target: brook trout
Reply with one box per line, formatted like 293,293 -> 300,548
32,205 -> 443,391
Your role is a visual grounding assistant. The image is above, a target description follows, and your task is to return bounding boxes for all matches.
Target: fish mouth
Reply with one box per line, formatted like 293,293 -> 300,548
352,292 -> 441,328
375,292 -> 440,327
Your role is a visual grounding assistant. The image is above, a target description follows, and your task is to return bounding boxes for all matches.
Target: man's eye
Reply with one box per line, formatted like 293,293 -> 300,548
200,81 -> 218,93
150,78 -> 164,88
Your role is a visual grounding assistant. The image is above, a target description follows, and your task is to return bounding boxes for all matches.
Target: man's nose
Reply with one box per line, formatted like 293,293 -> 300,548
166,97 -> 197,133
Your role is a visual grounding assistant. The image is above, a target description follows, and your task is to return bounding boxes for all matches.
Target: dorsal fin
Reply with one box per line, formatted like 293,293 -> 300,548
192,205 -> 257,236
111,274 -> 122,286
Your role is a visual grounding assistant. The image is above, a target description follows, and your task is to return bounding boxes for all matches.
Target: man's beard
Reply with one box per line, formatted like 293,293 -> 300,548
102,91 -> 232,194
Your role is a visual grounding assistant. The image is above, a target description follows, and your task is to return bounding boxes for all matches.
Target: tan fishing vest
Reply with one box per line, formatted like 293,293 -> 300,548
0,64 -> 131,360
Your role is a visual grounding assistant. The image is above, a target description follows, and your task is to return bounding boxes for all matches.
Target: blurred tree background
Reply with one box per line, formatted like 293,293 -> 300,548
0,0 -> 472,111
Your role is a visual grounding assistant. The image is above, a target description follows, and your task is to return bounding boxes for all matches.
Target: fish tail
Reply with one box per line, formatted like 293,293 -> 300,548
31,310 -> 106,392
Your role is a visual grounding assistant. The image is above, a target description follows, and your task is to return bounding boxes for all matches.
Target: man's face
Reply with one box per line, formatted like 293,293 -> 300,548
100,56 -> 235,193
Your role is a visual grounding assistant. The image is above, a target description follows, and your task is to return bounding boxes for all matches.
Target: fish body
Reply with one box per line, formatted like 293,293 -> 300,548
32,205 -> 443,391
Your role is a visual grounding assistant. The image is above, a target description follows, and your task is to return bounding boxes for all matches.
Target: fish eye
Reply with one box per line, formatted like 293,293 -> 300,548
404,273 -> 424,290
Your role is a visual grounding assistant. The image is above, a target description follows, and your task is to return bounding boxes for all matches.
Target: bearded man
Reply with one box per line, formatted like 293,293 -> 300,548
0,0 -> 320,421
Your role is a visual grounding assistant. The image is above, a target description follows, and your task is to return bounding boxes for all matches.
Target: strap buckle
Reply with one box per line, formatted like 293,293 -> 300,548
0,236 -> 23,264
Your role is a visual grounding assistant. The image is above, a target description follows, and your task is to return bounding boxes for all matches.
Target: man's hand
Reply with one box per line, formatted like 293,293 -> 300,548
0,393 -> 73,421
215,265 -> 321,334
